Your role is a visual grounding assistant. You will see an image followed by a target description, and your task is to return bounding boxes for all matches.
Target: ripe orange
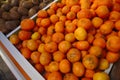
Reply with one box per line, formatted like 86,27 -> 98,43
63,73 -> 79,80
50,14 -> 59,24
52,32 -> 64,43
80,0 -> 91,9
31,32 -> 41,40
65,23 -> 76,33
76,41 -> 90,50
65,33 -> 76,42
66,0 -> 79,7
38,27 -> 47,35
48,61 -> 59,72
82,54 -> 98,69
67,48 -> 81,63
98,58 -> 109,70
59,15 -> 67,22
9,34 -> 20,45
37,10 -> 48,18
34,63 -> 44,73
109,11 -> 120,21
92,17 -> 103,28
44,35 -> 52,43
31,51 -> 41,64
66,11 -> 76,20
20,47 -> 31,59
59,59 -> 71,73
20,19 -> 35,31
115,20 -> 120,30
36,18 -> 42,27
72,62 -> 85,77
48,71 -> 62,80
38,43 -> 46,53
85,69 -> 95,78
47,25 -> 55,36
62,5 -> 70,14
44,41 -> 57,53
58,41 -> 72,53
53,51 -> 65,62
40,18 -> 51,28
71,5 -> 81,13
47,8 -> 55,16
55,21 -> 65,33
50,2 -> 58,11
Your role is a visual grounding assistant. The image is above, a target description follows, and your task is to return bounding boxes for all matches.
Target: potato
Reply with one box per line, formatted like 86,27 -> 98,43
1,3 -> 12,11
0,8 -> 5,17
5,20 -> 20,31
10,11 -> 21,20
18,7 -> 28,16
21,1 -> 34,9
0,23 -> 9,34
10,0 -> 19,6
10,6 -> 18,12
32,0 -> 40,5
28,6 -> 39,17
2,12 -> 11,20
39,2 -> 47,9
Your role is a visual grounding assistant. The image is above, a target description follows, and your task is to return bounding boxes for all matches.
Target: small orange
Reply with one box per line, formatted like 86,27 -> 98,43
67,48 -> 81,63
47,8 -> 55,16
9,34 -> 20,45
65,20 -> 72,26
81,77 -> 92,80
81,51 -> 88,58
50,2 -> 58,11
71,5 -> 81,13
53,51 -> 65,62
48,61 -> 59,72
38,27 -> 47,35
34,63 -> 44,73
95,5 -> 109,18
58,40 -> 72,53
38,43 -> 46,53
115,20 -> 120,30
52,32 -> 64,43
18,30 -> 32,41
27,39 -> 39,51
63,73 -> 79,80
66,11 -> 76,20
106,51 -> 120,63
48,71 -> 62,80
31,32 -> 41,40
77,18 -> 92,30
37,10 -> 48,18
59,15 -> 67,22
98,58 -> 109,70
62,5 -> 70,14
112,3 -> 120,12
92,17 -> 103,28
44,41 -> 57,53
93,37 -> 106,48
77,9 -> 92,19
31,51 -> 41,64
82,54 -> 98,69
59,59 -> 71,73
50,14 -> 59,24
65,33 -> 76,42
72,62 -> 85,77
40,18 -> 51,28
66,0 -> 79,7
44,35 -> 52,43
72,19 -> 78,26
55,21 -> 65,33
20,19 -> 35,31
109,11 -> 120,21
47,25 -> 55,36
20,47 -> 31,59
57,2 -> 64,8
85,69 -> 95,78
89,46 -> 102,57
39,52 -> 52,65
80,0 -> 91,9
22,40 -> 28,48
87,33 -> 94,44
36,18 -> 42,27
65,23 -> 76,33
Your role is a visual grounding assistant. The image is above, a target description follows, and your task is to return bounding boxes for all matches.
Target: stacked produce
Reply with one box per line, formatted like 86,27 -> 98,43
9,0 -> 120,80
0,0 -> 53,34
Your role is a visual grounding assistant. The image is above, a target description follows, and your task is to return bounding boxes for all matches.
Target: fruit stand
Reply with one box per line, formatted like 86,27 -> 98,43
0,0 -> 120,80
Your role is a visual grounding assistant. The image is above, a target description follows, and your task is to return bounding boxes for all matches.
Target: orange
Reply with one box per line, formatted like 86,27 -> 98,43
31,51 -> 41,64
115,20 -> 120,30
39,52 -> 52,65
72,62 -> 85,77
72,19 -> 78,26
81,77 -> 92,80
41,34 -> 47,43
38,43 -> 46,53
50,14 -> 59,24
80,0 -> 91,9
40,18 -> 51,28
38,27 -> 47,35
87,33 -> 94,44
57,2 -> 64,8
77,9 -> 92,19
50,2 -> 58,11
112,3 -> 120,12
36,18 -> 42,27
65,20 -> 72,26
37,10 -> 48,18
47,25 -> 55,36
62,5 -> 70,14
95,5 -> 109,18
48,71 -> 62,80
27,39 -> 39,51
53,51 -> 65,62
20,47 -> 31,59
66,11 -> 76,20
34,63 -> 44,73
74,27 -> 87,40
76,41 -> 90,50
85,69 -> 95,78
59,59 -> 71,73
47,8 -> 55,16
48,61 -> 59,72
65,23 -> 76,33
71,5 -> 81,13
18,30 -> 32,41
22,40 -> 28,48
89,46 -> 102,57
98,58 -> 109,70
52,32 -> 64,43
44,35 -> 52,43
82,54 -> 98,69
20,19 -> 35,31
106,51 -> 120,63
59,15 -> 67,22
77,18 -> 92,30
109,11 -> 120,21
93,72 -> 110,80
9,34 -> 20,45
58,41 -> 72,53
63,73 -> 79,80
65,33 -> 76,42
92,17 -> 103,28
93,37 -> 106,48
55,21 -> 65,33
31,32 -> 41,40
81,51 -> 88,58
44,41 -> 57,53
66,0 -> 79,7
106,35 -> 120,52
67,48 -> 81,63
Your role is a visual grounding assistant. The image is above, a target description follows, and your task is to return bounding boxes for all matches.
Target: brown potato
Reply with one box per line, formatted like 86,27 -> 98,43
10,0 -> 19,6
10,11 -> 21,20
1,3 -> 12,11
10,6 -> 18,12
28,7 -> 38,17
32,0 -> 40,5
21,1 -> 34,9
18,7 -> 28,16
2,12 -> 11,20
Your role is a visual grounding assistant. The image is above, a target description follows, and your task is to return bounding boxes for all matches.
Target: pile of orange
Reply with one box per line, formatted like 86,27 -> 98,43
9,0 -> 120,80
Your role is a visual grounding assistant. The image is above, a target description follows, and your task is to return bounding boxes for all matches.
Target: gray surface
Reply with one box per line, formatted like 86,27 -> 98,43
0,56 -> 16,80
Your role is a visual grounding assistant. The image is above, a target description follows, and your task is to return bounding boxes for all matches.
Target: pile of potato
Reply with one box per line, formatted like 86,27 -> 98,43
0,0 -> 53,34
